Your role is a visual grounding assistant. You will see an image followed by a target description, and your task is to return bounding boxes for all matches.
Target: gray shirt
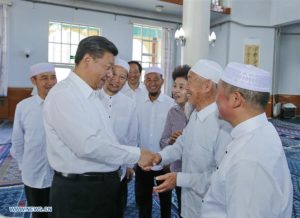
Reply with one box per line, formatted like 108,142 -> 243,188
160,105 -> 188,172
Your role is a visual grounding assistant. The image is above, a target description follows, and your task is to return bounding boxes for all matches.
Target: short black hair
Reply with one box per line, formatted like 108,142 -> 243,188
75,36 -> 118,65
172,65 -> 191,81
128,61 -> 142,73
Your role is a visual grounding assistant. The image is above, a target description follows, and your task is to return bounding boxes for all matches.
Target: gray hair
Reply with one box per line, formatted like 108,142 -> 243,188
222,81 -> 270,110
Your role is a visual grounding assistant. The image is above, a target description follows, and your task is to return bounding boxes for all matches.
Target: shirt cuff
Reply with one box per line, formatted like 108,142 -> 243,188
158,150 -> 167,166
122,145 -> 141,164
177,172 -> 190,188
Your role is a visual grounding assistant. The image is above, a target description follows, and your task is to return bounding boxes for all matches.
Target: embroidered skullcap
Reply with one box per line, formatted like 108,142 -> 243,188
221,62 -> 271,93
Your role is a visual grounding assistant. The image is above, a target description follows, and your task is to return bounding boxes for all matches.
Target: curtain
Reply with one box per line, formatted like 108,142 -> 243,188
0,3 -> 8,96
161,27 -> 175,96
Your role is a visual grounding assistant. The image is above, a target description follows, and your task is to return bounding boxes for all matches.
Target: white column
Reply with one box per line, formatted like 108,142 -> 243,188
182,0 -> 211,66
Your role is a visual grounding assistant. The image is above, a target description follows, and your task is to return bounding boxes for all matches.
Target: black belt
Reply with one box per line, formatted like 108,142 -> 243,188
54,170 -> 119,181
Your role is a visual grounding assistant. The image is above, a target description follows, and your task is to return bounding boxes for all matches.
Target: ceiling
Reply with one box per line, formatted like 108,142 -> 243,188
82,0 -> 182,16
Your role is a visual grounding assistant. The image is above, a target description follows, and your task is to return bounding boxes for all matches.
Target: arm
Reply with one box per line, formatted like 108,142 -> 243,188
176,171 -> 213,196
159,128 -> 185,166
44,93 -> 140,166
10,104 -> 24,170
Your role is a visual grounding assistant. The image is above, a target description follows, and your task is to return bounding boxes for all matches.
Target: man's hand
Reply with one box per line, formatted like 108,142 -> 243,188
169,131 -> 182,145
138,150 -> 162,171
125,168 -> 135,181
153,172 -> 177,193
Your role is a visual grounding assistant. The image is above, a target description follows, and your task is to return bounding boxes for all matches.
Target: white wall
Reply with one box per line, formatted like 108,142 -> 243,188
209,22 -> 230,68
228,23 -> 275,74
231,0 -> 271,26
277,24 -> 300,95
8,0 -> 178,87
271,0 -> 300,26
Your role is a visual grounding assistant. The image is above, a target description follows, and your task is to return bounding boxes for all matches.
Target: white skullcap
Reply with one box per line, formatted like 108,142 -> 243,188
114,58 -> 130,72
145,66 -> 163,77
30,63 -> 55,78
190,59 -> 223,83
221,62 -> 271,93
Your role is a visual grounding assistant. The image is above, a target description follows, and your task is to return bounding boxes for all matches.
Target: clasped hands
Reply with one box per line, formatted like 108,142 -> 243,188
138,149 -> 161,171
137,149 -> 177,193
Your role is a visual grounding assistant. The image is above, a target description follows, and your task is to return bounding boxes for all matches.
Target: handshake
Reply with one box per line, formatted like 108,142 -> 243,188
138,149 -> 162,171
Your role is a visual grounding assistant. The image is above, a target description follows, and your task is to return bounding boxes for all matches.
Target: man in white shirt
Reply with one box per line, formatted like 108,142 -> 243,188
148,60 -> 232,218
11,63 -> 57,218
201,62 -> 293,218
135,66 -> 175,218
121,60 -> 146,100
43,36 -> 155,218
99,58 -> 137,217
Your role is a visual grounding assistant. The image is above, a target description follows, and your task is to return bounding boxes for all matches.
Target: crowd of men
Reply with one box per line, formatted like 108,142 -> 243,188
10,35 -> 293,218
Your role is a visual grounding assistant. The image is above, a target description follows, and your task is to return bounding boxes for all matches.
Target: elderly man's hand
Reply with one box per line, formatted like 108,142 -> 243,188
153,172 -> 177,193
138,150 -> 162,171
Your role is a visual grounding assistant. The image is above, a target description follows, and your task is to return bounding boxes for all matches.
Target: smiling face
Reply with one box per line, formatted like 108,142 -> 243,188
128,63 -> 141,86
31,72 -> 57,99
85,52 -> 115,90
144,72 -> 164,95
186,71 -> 204,108
172,77 -> 188,107
104,65 -> 128,95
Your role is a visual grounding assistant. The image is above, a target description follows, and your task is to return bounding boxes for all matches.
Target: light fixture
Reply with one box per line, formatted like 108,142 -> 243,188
175,27 -> 186,46
209,31 -> 217,46
155,5 -> 164,12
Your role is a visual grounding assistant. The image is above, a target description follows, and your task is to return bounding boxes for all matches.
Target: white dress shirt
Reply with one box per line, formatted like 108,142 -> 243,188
43,72 -> 140,174
121,82 -> 147,101
159,103 -> 232,218
137,92 -> 175,170
99,89 -> 138,179
11,95 -> 53,188
201,113 -> 293,218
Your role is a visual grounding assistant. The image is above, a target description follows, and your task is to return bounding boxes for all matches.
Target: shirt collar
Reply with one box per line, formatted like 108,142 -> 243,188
35,95 -> 44,105
99,88 -> 110,99
124,82 -> 143,92
231,113 -> 268,139
144,92 -> 164,103
69,72 -> 94,99
196,102 -> 218,122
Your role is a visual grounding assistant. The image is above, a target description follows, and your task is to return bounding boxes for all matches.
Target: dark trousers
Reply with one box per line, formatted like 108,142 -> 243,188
117,177 -> 129,218
175,186 -> 182,218
50,171 -> 120,218
135,166 -> 172,218
24,185 -> 50,218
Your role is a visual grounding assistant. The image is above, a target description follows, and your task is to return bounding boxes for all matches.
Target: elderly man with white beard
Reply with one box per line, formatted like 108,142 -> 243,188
146,60 -> 232,218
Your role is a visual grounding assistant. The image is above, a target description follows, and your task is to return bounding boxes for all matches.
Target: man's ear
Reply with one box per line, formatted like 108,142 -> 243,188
30,77 -> 37,86
231,92 -> 244,108
82,53 -> 92,64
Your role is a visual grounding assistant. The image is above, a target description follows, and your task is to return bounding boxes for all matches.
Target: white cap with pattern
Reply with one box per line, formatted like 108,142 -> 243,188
221,62 -> 271,93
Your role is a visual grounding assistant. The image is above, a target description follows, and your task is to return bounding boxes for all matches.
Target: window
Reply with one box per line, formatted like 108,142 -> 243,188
132,24 -> 162,79
48,21 -> 101,81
